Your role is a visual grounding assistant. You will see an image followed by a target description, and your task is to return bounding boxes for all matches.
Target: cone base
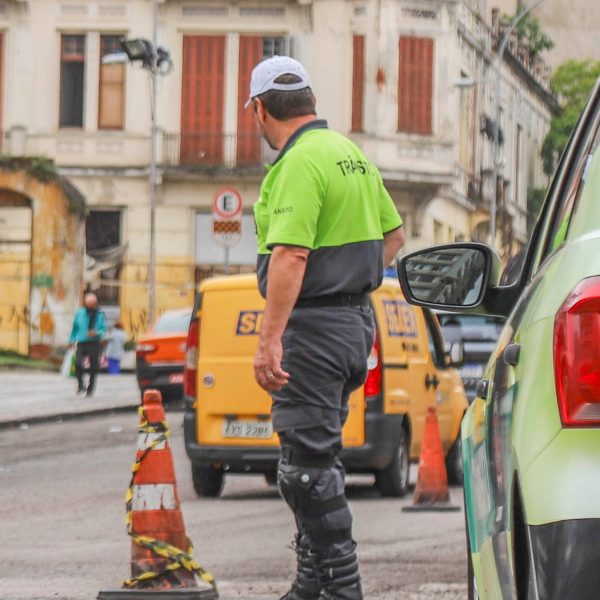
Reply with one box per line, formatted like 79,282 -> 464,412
402,503 -> 461,513
97,588 -> 218,600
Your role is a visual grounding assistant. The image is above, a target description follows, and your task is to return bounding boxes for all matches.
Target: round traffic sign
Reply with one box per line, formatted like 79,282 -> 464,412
212,188 -> 243,220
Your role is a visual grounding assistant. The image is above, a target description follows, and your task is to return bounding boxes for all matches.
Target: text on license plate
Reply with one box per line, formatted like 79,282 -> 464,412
169,373 -> 184,384
222,420 -> 273,439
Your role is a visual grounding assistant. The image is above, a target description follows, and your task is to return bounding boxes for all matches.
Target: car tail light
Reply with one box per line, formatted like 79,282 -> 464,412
554,276 -> 600,427
184,318 -> 199,398
364,332 -> 382,397
136,342 -> 157,359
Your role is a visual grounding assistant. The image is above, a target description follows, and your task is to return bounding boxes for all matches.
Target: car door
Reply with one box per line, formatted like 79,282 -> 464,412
422,309 -> 457,447
476,85 -> 600,599
385,285 -> 437,459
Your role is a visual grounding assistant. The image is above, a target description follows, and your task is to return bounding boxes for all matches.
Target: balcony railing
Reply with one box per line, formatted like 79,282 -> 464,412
162,132 -> 276,170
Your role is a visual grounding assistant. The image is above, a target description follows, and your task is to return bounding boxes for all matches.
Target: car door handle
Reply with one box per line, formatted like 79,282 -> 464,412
476,379 -> 490,399
425,374 -> 440,390
504,343 -> 521,366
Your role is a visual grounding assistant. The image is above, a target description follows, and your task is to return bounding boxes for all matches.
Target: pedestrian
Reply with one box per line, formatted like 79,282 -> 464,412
105,320 -> 126,375
69,292 -> 106,396
248,56 -> 405,600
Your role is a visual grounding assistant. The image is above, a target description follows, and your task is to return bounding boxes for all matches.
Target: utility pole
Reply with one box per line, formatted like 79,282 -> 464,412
148,0 -> 159,325
103,11 -> 172,325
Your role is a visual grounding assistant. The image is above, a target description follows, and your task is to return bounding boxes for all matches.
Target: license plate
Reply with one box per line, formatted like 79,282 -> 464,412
458,364 -> 484,380
222,420 -> 273,439
169,373 -> 184,384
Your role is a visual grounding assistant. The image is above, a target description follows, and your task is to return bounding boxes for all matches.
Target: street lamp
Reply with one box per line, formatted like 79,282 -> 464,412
489,0 -> 547,249
102,5 -> 173,325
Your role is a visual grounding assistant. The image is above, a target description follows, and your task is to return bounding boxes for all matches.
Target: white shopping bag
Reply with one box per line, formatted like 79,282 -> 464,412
60,347 -> 75,377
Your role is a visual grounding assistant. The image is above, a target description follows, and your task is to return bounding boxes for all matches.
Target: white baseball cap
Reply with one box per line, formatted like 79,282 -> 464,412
244,55 -> 311,108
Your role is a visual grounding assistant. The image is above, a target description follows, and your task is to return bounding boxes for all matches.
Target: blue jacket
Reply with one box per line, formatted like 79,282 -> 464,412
69,307 -> 107,344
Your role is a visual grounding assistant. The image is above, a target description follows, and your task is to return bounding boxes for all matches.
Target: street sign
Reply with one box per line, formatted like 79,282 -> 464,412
212,188 -> 243,250
212,188 -> 243,220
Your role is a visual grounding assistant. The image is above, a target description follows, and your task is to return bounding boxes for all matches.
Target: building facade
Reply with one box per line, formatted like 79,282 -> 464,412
0,0 -> 554,349
498,0 -> 600,70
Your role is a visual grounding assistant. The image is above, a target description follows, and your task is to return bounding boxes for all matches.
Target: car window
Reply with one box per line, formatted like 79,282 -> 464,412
548,126 -> 600,251
152,312 -> 192,334
536,94 -> 600,267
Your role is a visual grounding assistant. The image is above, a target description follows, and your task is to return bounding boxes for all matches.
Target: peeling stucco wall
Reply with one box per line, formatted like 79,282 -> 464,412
0,170 -> 85,354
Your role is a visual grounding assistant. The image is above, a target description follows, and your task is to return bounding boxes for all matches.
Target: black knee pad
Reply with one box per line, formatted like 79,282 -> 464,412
278,462 -> 317,514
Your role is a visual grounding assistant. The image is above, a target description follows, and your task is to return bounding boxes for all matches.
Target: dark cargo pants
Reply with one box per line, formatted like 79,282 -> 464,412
273,306 -> 375,598
75,340 -> 101,394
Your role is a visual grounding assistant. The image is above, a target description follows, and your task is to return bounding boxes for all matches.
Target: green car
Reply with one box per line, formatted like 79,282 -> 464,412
397,82 -> 600,600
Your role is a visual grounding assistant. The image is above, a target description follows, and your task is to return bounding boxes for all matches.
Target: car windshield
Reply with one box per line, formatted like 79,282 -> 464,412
152,312 -> 191,334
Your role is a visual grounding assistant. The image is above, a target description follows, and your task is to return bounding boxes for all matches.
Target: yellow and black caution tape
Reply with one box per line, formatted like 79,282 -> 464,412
123,406 -> 217,592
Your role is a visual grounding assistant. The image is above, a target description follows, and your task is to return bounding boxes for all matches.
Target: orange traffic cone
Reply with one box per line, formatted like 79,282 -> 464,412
98,390 -> 218,599
402,406 -> 460,513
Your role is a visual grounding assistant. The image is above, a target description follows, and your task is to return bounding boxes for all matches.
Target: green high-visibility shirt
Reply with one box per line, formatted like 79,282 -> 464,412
254,120 -> 403,298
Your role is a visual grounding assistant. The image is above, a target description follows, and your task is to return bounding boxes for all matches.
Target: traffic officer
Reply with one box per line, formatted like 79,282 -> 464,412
248,56 -> 405,600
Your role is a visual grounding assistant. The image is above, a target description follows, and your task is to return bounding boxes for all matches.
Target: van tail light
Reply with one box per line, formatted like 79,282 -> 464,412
364,332 -> 382,397
136,343 -> 157,360
554,276 -> 600,427
184,318 -> 199,399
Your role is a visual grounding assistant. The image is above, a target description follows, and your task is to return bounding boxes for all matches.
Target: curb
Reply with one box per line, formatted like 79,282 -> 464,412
0,404 -> 140,431
0,399 -> 186,431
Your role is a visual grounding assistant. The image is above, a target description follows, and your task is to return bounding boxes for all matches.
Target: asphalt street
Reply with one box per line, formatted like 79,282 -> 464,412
0,410 -> 467,600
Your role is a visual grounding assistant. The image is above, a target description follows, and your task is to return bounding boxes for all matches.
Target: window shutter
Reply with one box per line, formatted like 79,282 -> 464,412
351,35 -> 365,132
99,36 -> 125,130
181,35 -> 226,164
0,33 -> 4,133
398,36 -> 434,135
236,36 -> 263,165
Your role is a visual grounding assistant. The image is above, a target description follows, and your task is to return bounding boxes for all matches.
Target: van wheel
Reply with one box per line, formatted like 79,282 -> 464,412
191,464 -> 224,498
446,436 -> 463,485
375,429 -> 410,497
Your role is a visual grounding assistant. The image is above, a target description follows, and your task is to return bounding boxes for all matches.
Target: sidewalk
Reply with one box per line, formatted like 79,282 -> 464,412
0,370 -> 141,428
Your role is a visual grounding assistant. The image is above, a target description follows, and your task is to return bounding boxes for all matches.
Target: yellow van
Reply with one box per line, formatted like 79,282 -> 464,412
183,274 -> 467,497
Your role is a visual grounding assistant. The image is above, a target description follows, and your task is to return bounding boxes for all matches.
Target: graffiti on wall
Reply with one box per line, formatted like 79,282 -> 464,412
128,308 -> 150,339
0,305 -> 30,355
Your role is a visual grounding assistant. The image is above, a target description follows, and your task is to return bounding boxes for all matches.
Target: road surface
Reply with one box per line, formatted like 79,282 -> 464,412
0,411 -> 467,599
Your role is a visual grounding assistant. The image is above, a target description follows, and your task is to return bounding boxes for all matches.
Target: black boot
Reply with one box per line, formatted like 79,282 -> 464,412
280,534 -> 322,600
316,549 -> 363,600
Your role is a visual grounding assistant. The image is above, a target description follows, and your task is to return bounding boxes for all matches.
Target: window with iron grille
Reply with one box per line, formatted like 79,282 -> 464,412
60,34 -> 86,128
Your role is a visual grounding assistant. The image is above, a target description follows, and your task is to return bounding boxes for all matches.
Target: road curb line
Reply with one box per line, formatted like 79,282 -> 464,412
0,404 -> 140,430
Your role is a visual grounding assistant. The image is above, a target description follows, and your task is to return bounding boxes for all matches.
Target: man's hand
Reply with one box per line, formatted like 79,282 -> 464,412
88,329 -> 97,337
253,245 -> 309,393
254,337 -> 290,392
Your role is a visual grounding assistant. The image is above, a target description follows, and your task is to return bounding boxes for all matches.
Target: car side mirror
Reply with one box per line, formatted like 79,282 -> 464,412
397,243 -> 499,310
